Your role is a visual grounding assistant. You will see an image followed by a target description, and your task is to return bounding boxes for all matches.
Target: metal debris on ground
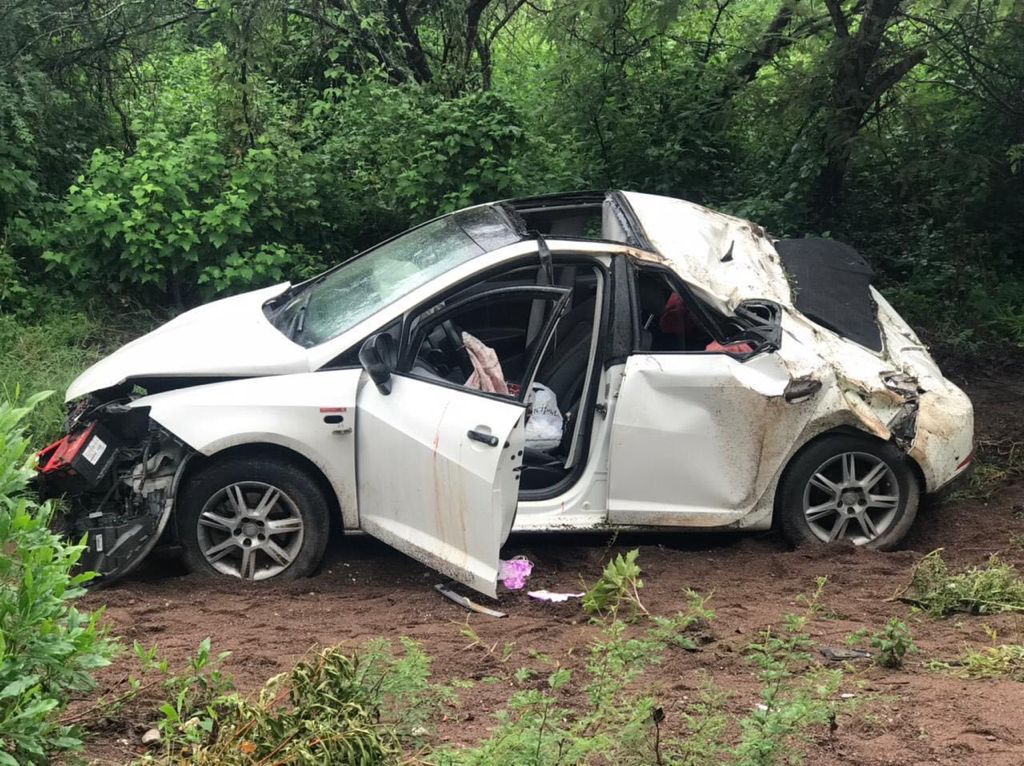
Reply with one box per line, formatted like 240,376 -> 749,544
820,646 -> 872,662
434,583 -> 507,618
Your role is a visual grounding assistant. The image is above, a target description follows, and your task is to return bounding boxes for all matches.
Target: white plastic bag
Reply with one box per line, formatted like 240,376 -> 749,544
525,382 -> 563,450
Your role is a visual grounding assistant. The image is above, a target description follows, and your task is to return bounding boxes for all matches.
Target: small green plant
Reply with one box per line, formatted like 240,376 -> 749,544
900,550 -> 1024,617
870,618 -> 915,669
648,589 -> 716,650
148,638 -> 234,758
184,646 -> 399,765
795,576 -> 840,619
583,548 -> 647,619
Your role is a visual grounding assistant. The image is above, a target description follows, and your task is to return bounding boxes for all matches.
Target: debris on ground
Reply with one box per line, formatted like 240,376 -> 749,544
498,556 -> 534,589
820,646 -> 872,662
528,590 -> 585,602
434,584 -> 507,618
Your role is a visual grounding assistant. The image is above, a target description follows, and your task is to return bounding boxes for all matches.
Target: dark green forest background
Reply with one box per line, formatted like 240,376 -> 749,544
2,0 -> 1023,408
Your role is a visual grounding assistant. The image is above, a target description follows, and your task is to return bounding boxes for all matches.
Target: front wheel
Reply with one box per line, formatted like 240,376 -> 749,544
777,434 -> 920,550
179,458 -> 330,581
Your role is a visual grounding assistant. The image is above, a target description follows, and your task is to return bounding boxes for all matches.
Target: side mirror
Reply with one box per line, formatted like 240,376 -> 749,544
358,333 -> 397,395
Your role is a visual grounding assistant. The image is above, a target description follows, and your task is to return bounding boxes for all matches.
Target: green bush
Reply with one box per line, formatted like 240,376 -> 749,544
0,393 -> 114,764
42,114 -> 320,305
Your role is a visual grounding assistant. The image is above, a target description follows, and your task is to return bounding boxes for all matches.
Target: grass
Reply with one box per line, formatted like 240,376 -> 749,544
951,437 -> 1024,503
929,643 -> 1024,682
899,550 -> 1024,617
0,310 -> 155,442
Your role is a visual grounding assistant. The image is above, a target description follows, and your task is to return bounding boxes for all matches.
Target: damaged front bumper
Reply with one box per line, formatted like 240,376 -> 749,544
36,404 -> 190,586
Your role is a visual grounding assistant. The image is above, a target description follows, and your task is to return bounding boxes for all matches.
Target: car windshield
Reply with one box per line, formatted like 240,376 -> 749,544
274,206 -> 518,348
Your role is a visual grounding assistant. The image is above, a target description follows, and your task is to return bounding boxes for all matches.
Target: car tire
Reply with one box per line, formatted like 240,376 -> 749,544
777,434 -> 920,551
178,457 -> 330,581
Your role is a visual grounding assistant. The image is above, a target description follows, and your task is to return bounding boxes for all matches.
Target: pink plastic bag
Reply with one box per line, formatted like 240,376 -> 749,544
498,556 -> 533,589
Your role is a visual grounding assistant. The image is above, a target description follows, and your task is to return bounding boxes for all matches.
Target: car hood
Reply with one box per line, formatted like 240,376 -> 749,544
66,283 -> 309,402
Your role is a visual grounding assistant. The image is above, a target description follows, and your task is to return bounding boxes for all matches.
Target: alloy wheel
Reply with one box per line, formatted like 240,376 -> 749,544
801,451 -> 901,545
195,481 -> 305,580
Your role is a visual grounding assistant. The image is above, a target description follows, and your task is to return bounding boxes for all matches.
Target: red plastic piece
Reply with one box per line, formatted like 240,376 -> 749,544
36,423 -> 96,475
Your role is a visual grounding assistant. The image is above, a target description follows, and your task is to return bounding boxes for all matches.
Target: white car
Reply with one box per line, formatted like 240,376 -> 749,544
37,191 -> 974,596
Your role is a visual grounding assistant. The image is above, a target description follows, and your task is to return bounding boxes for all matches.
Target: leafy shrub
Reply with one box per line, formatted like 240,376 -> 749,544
901,550 -> 1024,617
309,77 -> 554,220
132,637 -> 447,764
583,548 -> 646,619
870,618 -> 915,669
0,393 -> 114,764
43,116 -> 320,304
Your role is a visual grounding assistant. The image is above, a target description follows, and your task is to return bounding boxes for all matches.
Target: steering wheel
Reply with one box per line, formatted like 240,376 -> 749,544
441,319 -> 475,379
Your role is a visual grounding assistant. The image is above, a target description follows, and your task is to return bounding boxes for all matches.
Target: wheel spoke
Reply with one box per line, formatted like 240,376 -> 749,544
264,540 -> 293,567
841,453 -> 857,484
239,547 -> 257,579
199,511 -> 234,533
810,472 -> 840,499
205,537 -> 237,563
804,502 -> 837,522
226,484 -> 249,515
866,493 -> 899,510
860,461 -> 889,491
266,517 -> 303,536
827,515 -> 850,542
251,487 -> 281,520
857,511 -> 880,539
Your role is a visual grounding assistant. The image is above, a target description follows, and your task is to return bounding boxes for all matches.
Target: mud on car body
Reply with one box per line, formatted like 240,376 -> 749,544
37,191 -> 975,595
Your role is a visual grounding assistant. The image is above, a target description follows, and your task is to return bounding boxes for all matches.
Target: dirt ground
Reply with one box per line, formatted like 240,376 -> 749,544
74,371 -> 1024,765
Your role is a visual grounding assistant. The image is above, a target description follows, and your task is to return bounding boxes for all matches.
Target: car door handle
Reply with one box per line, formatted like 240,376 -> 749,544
467,429 -> 499,447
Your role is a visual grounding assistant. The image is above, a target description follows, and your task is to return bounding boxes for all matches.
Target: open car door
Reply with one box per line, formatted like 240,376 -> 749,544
355,284 -> 572,597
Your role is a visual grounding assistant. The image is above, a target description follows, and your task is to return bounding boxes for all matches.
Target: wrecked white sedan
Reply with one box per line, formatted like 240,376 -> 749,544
37,191 -> 974,596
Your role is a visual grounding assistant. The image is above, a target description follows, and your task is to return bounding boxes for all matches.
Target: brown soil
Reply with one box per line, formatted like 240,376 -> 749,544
74,371 -> 1024,765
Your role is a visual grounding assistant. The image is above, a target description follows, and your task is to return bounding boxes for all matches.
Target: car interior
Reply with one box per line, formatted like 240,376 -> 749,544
406,262 -> 604,494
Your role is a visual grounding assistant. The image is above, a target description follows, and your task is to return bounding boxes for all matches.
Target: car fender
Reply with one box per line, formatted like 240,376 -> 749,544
129,369 -> 364,529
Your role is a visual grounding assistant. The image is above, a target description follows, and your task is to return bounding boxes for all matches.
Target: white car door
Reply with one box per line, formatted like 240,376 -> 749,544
356,376 -> 525,597
607,351 -> 806,526
355,283 -> 572,597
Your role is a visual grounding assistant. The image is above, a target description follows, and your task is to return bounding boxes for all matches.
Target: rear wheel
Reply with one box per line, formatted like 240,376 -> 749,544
777,434 -> 919,550
179,458 -> 330,581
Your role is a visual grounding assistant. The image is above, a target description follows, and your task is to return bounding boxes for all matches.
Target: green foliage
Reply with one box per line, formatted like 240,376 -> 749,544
870,619 -> 915,669
583,548 -> 646,619
902,550 -> 1024,617
0,394 -> 114,764
737,618 -> 842,766
141,638 -> 446,765
0,0 -> 1020,349
43,115 -> 320,303
434,587 -> 726,766
141,638 -> 235,759
929,630 -> 1024,682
